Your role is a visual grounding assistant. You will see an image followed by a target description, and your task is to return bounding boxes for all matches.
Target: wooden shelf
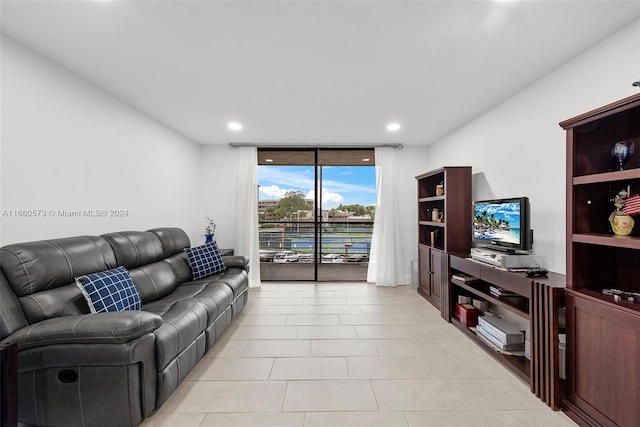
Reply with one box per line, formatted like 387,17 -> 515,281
451,317 -> 530,382
451,278 -> 530,319
418,221 -> 445,227
573,169 -> 640,185
418,195 -> 445,203
572,233 -> 640,250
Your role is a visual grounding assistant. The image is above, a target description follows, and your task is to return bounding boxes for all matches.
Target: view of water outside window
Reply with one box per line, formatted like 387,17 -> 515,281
258,163 -> 376,280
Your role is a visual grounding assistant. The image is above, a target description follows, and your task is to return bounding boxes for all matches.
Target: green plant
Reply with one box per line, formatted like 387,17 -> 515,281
205,217 -> 216,235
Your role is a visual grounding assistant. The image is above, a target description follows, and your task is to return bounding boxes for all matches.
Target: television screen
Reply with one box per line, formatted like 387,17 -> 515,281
473,197 -> 531,251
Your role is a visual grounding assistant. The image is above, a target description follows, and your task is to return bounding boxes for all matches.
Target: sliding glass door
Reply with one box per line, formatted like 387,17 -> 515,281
258,150 -> 316,280
258,148 -> 375,281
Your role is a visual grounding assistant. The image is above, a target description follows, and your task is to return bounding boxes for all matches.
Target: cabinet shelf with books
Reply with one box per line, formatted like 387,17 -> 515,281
416,167 -> 471,253
448,254 -> 566,409
448,256 -> 532,383
450,277 -> 530,319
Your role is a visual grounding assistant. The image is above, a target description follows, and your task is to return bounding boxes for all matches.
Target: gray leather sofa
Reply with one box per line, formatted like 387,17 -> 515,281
0,227 -> 249,426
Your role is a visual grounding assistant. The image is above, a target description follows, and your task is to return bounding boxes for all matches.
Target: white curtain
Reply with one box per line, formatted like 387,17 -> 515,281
367,147 -> 405,286
234,146 -> 261,288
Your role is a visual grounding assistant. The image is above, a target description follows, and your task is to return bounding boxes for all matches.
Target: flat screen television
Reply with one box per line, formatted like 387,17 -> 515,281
473,196 -> 532,252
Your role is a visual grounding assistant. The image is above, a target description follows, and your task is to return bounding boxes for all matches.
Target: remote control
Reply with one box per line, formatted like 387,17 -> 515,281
526,268 -> 548,277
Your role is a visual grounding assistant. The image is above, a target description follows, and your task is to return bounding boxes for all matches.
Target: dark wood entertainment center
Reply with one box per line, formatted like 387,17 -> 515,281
448,254 -> 566,410
416,166 -> 566,409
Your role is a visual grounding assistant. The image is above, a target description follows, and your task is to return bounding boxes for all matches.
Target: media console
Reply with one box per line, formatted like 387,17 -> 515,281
448,254 -> 566,410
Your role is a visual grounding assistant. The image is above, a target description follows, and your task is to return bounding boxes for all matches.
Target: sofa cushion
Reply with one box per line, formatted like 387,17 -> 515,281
76,267 -> 142,313
184,241 -> 226,280
101,231 -> 164,269
0,236 -> 116,297
147,228 -> 190,259
142,298 -> 208,369
188,267 -> 248,299
0,269 -> 28,340
161,253 -> 193,284
144,283 -> 233,327
19,285 -> 90,325
127,261 -> 181,304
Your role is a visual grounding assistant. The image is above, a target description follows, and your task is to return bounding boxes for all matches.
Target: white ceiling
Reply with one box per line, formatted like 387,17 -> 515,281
2,0 -> 639,146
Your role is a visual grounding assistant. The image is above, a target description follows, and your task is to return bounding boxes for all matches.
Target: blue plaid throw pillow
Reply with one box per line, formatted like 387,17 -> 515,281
75,266 -> 141,313
184,241 -> 226,280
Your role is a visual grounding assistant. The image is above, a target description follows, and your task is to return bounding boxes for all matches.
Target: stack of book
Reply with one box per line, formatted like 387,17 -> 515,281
452,273 -> 479,283
489,285 -> 517,297
476,315 -> 525,352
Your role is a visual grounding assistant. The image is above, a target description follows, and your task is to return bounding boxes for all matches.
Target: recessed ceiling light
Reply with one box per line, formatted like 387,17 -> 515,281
386,122 -> 401,132
362,158 -> 371,162
265,158 -> 274,163
227,122 -> 243,131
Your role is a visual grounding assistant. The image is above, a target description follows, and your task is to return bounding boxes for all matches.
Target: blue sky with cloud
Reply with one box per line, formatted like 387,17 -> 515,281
258,165 -> 376,209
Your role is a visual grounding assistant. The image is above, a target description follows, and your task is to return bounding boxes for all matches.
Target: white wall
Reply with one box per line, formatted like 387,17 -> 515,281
393,146 -> 431,283
199,145 -> 241,249
0,35 -> 203,245
426,19 -> 640,274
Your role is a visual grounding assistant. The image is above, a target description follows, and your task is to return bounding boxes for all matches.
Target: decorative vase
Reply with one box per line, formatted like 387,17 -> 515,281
610,141 -> 635,171
205,234 -> 214,243
609,214 -> 635,236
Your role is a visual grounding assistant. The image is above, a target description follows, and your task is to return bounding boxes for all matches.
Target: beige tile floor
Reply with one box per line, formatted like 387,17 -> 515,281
141,283 -> 576,427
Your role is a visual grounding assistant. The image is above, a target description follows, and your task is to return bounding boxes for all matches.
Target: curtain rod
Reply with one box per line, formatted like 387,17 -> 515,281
228,143 -> 403,149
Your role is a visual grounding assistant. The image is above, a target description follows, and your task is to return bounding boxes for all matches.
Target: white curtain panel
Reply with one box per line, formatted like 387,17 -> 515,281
367,147 -> 405,286
234,146 -> 261,288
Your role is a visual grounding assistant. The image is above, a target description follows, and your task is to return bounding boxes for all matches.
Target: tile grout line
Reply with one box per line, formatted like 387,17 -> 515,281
369,379 -> 381,412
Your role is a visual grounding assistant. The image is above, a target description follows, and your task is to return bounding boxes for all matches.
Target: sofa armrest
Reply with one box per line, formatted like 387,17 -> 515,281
2,311 -> 162,350
223,255 -> 250,271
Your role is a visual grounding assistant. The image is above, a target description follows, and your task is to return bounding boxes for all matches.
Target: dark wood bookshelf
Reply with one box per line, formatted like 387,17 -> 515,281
415,167 -> 471,318
561,93 -> 640,427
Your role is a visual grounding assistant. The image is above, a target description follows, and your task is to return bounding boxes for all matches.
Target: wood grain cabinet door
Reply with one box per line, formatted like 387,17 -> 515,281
418,245 -> 431,296
566,292 -> 640,427
431,249 -> 443,302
